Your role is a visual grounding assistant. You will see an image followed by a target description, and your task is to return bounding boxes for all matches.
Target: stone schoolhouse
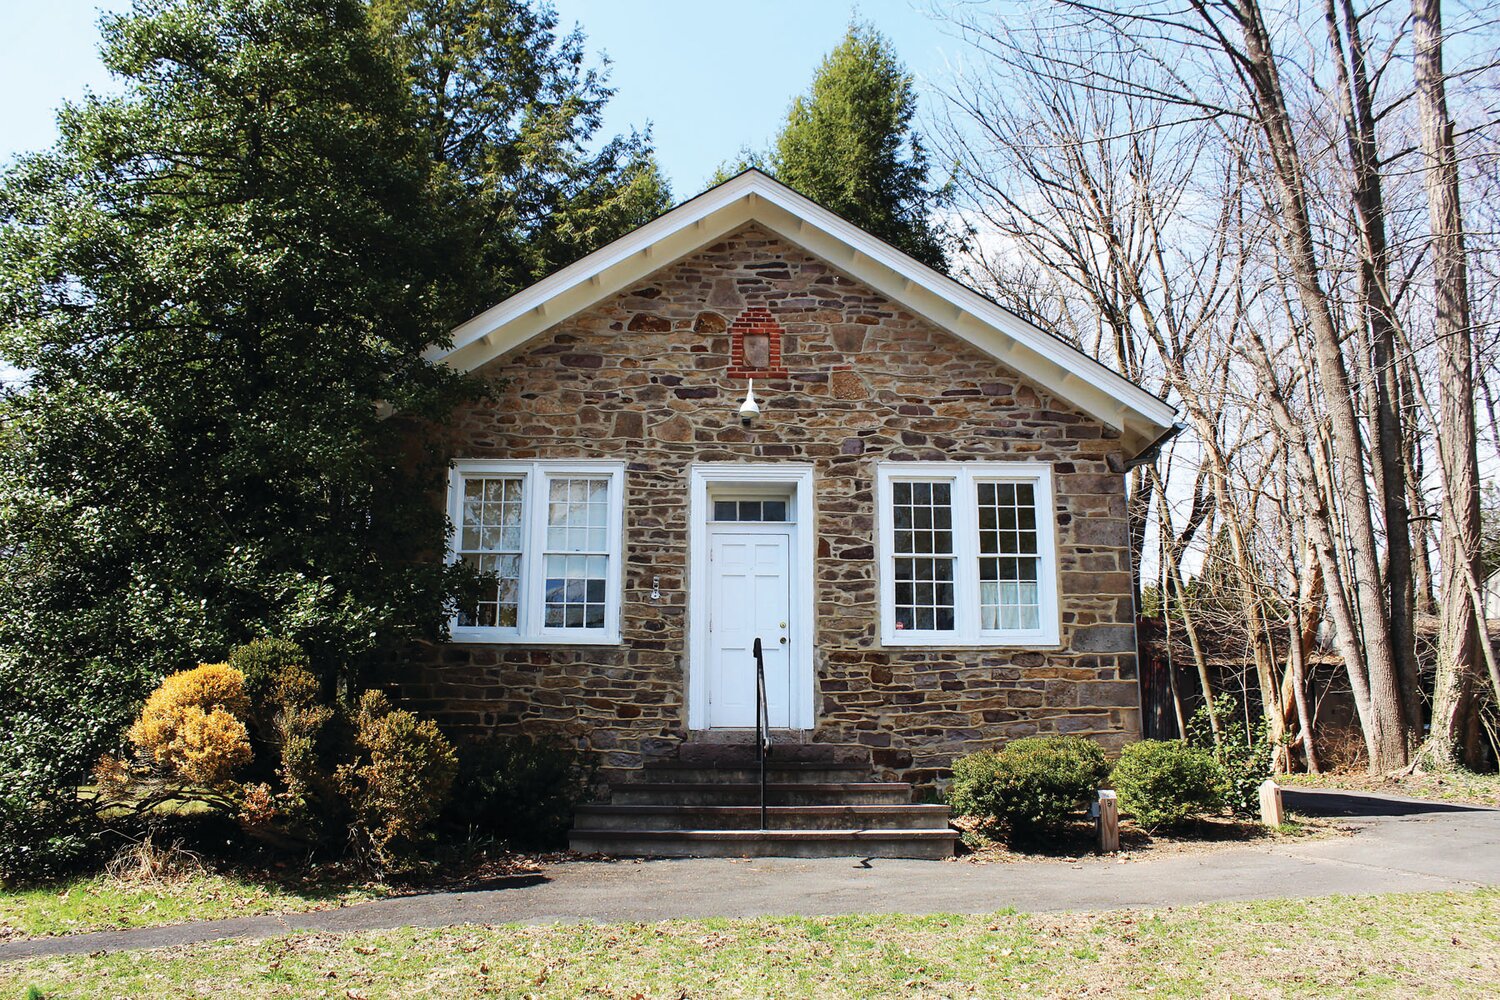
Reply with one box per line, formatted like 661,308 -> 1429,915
394,170 -> 1179,856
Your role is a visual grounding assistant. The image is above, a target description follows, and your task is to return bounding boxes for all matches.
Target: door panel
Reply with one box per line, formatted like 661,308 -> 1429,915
708,531 -> 791,728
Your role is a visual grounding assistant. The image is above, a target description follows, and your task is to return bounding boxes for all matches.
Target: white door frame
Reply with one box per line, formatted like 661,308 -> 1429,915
688,463 -> 815,730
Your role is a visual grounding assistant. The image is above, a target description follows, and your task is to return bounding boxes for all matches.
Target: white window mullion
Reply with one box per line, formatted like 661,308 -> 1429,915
521,465 -> 543,637
954,471 -> 982,641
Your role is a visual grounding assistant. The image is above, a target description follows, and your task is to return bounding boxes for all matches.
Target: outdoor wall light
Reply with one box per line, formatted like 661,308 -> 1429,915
739,379 -> 761,427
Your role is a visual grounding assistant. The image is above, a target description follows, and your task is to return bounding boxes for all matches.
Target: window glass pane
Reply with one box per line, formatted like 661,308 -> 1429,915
761,499 -> 787,522
713,500 -> 738,521
979,474 -> 1042,631
459,477 -> 524,554
459,552 -> 520,628
893,556 -> 956,632
546,477 -> 610,552
738,500 -> 762,521
891,481 -> 953,558
543,552 -> 609,629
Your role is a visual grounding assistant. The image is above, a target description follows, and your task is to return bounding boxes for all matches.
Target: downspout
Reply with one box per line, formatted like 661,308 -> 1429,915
1118,422 -> 1188,739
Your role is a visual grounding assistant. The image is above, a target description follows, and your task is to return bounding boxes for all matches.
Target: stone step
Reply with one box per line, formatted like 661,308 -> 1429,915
568,827 -> 957,860
636,761 -> 874,784
672,742 -> 870,766
574,803 -> 952,832
610,781 -> 913,806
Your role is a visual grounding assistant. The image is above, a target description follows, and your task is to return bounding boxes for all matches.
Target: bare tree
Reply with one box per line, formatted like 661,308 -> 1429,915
1413,0 -> 1489,767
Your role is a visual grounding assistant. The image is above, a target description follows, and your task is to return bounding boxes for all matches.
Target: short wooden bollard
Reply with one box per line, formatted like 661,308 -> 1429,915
1097,789 -> 1119,853
1259,779 -> 1285,827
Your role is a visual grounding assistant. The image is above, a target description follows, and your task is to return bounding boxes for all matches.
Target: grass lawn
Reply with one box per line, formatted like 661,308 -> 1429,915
1282,769 -> 1500,808
6,889 -> 1497,998
0,868 -> 388,941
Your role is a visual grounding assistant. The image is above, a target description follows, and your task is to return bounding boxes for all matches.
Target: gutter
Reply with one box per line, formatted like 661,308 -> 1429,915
1122,421 -> 1187,471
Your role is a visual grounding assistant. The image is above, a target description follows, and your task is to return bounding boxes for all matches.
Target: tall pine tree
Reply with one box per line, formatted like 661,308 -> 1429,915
724,23 -> 952,271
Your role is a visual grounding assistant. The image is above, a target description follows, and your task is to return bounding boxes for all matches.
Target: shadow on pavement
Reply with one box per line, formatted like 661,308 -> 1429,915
1284,788 -> 1492,818
440,873 -> 551,894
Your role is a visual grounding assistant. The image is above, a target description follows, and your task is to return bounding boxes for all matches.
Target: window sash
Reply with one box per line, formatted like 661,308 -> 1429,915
878,463 -> 1058,646
449,461 -> 624,643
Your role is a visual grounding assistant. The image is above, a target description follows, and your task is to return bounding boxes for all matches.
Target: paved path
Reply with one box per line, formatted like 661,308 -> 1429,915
4,787 -> 1497,961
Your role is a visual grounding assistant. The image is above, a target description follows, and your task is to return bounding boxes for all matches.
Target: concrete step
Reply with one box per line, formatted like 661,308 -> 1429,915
568,827 -> 957,860
637,761 -> 874,784
574,803 -> 952,832
610,781 -> 913,806
673,742 -> 869,766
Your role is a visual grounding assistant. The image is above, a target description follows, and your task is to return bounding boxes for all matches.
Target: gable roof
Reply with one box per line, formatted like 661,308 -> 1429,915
428,169 -> 1179,457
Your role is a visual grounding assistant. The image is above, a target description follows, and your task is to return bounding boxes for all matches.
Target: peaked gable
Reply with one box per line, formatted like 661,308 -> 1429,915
429,170 -> 1178,456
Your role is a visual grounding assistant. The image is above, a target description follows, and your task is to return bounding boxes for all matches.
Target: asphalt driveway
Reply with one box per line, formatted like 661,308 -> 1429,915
4,786 -> 1496,961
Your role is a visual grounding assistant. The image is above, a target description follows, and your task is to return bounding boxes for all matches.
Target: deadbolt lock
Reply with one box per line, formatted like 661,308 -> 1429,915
779,621 -> 787,628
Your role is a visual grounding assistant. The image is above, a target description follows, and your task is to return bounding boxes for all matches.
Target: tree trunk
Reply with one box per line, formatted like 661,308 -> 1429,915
1228,0 -> 1410,769
1413,0 -> 1485,768
1324,0 -> 1423,739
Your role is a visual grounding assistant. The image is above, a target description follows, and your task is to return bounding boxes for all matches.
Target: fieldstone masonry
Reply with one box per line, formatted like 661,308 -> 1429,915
393,225 -> 1142,786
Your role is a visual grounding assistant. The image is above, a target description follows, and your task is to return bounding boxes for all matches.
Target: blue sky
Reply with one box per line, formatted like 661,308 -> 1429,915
0,0 -> 964,197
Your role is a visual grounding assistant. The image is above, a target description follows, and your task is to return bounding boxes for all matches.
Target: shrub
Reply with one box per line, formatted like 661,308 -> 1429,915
446,736 -> 595,848
0,654 -> 158,883
1186,695 -> 1278,817
1110,740 -> 1222,829
228,637 -> 312,712
948,736 -> 1110,839
127,664 -> 252,786
336,691 -> 457,871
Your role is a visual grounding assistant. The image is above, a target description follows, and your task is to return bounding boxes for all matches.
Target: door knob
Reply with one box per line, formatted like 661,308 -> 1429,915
779,636 -> 787,644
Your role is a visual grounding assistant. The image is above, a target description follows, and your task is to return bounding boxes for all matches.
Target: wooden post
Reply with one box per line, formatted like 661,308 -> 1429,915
1097,789 -> 1119,853
1259,779 -> 1285,827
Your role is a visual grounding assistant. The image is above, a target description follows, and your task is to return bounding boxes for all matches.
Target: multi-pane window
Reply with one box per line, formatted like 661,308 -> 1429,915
891,482 -> 955,631
877,463 -> 1059,646
710,498 -> 790,523
449,461 -> 624,642
457,477 -> 524,628
978,482 -> 1041,630
544,478 -> 611,629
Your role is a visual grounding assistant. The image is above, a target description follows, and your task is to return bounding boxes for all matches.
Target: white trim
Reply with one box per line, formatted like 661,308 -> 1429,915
688,463 -> 816,730
426,170 -> 1178,456
448,459 -> 625,645
875,461 -> 1061,648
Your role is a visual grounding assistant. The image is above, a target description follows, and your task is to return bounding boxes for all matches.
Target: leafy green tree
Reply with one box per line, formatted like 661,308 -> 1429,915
721,22 -> 953,271
371,0 -> 672,312
0,0 -> 470,681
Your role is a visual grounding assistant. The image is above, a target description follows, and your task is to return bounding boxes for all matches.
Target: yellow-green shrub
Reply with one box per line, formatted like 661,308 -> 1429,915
336,691 -> 456,871
127,664 -> 252,786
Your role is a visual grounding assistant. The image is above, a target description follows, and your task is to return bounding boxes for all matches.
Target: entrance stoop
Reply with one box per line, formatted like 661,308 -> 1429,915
568,743 -> 956,860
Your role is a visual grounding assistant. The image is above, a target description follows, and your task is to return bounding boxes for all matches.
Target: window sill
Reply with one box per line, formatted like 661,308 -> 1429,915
880,634 -> 1062,650
449,630 -> 623,646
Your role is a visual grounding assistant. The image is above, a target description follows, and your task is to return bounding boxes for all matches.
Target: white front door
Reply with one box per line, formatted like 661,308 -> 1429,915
707,529 -> 792,728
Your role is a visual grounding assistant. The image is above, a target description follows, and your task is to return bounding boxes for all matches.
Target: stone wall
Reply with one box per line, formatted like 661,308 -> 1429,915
390,225 -> 1142,785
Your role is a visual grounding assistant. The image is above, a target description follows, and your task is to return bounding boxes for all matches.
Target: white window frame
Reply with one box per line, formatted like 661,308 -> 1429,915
447,459 -> 625,645
876,461 -> 1060,648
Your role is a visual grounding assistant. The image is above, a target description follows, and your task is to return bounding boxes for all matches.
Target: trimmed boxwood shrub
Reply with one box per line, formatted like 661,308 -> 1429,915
949,736 -> 1110,839
445,736 -> 596,849
1109,739 -> 1222,829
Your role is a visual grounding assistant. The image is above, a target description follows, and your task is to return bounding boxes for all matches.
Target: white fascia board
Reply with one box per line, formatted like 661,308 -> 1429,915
429,170 -> 1178,449
428,173 -> 767,366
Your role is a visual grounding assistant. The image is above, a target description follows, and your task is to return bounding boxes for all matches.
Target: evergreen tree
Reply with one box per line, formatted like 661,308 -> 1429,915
371,0 -> 672,312
0,0 -> 488,703
0,0 -> 672,878
726,22 -> 952,271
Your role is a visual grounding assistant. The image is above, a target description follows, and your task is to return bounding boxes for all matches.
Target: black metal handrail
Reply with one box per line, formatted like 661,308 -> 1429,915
752,637 -> 771,831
